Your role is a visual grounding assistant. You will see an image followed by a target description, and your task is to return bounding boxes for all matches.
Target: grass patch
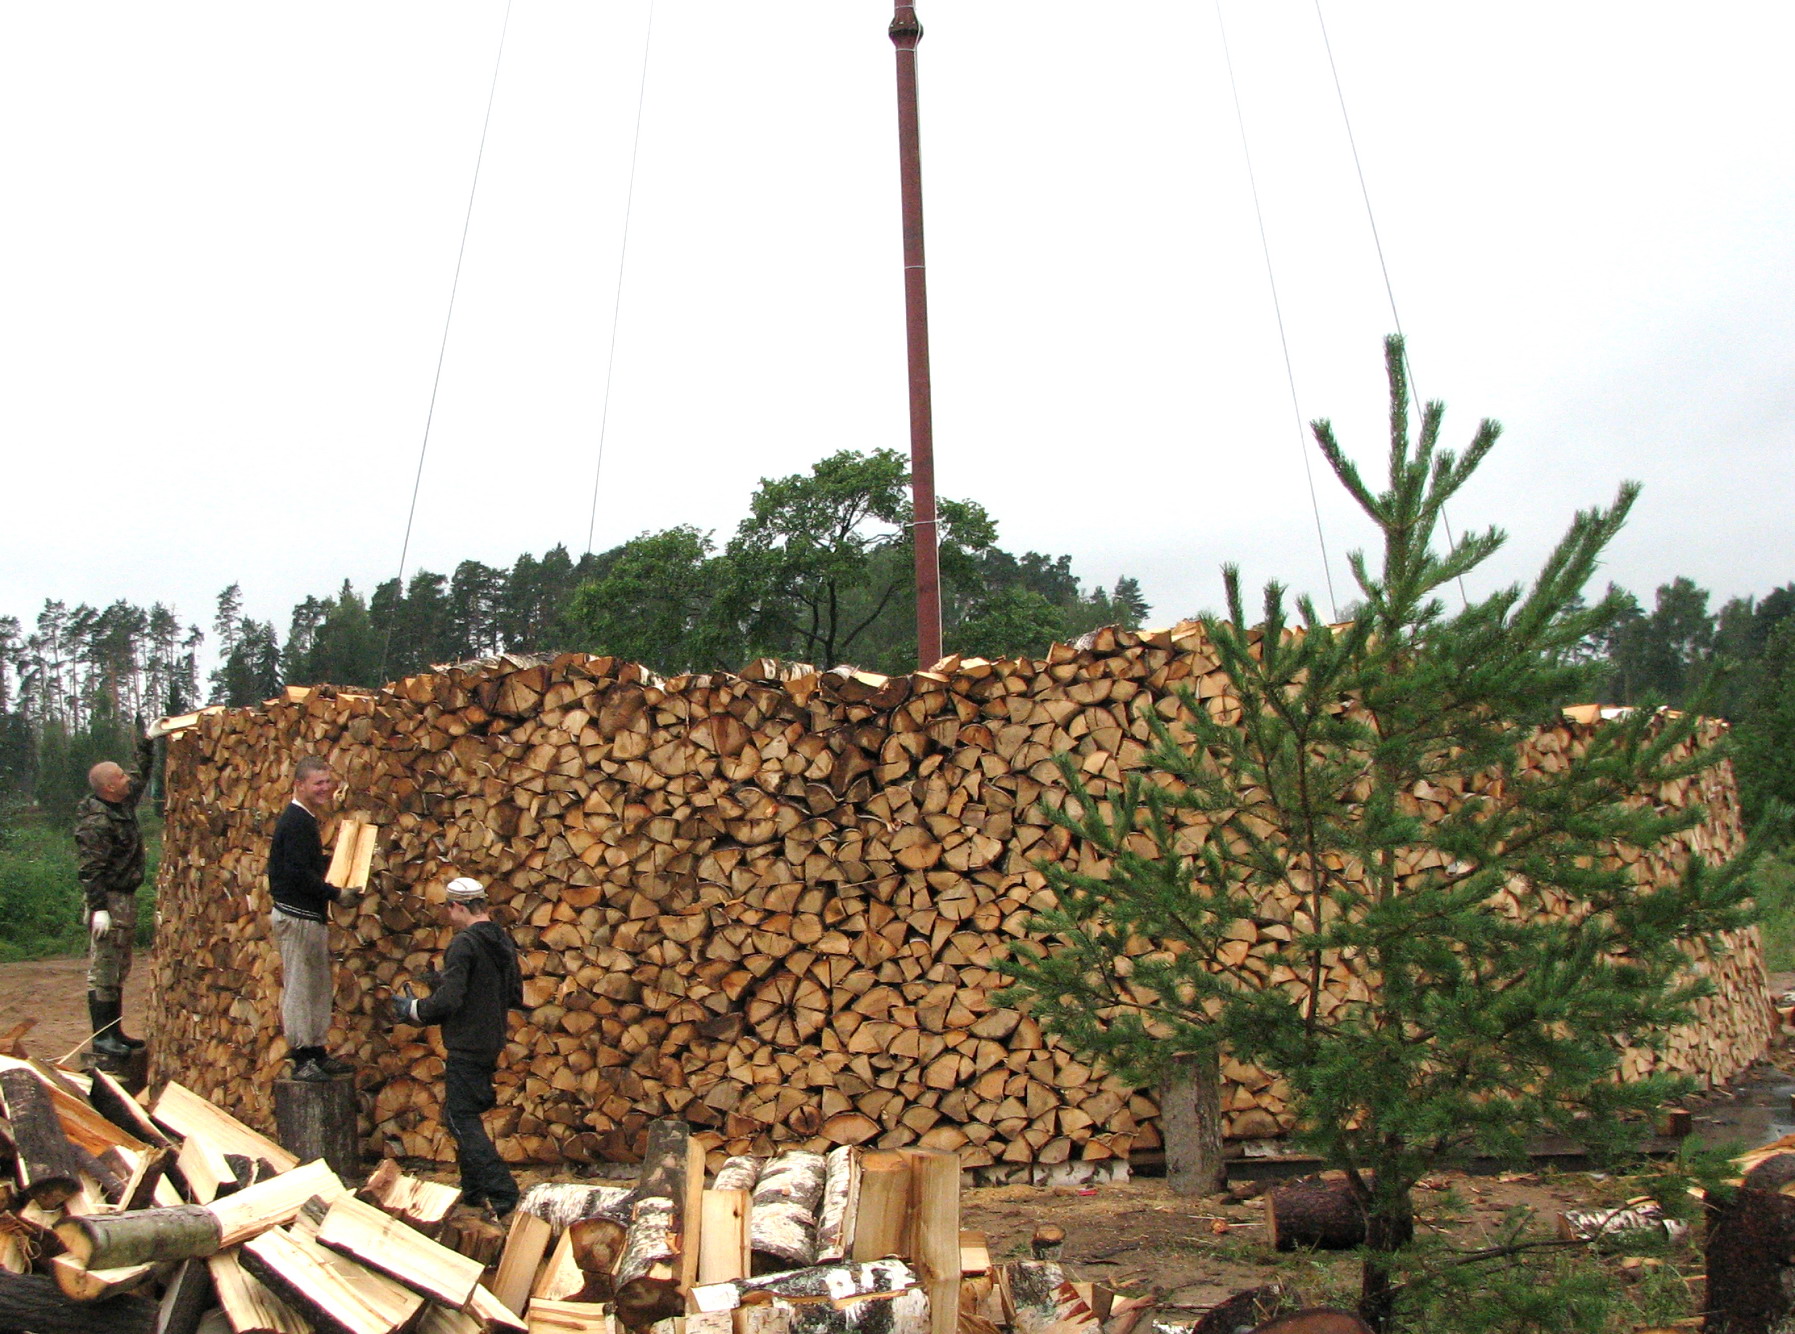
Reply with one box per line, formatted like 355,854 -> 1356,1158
1753,849 -> 1795,972
0,807 -> 159,960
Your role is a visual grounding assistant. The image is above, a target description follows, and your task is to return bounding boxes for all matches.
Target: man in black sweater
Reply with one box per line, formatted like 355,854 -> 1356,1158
388,876 -> 522,1217
269,755 -> 352,1082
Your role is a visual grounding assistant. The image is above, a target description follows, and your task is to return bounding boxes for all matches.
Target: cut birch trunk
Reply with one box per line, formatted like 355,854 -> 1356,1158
752,1151 -> 828,1273
611,1196 -> 683,1329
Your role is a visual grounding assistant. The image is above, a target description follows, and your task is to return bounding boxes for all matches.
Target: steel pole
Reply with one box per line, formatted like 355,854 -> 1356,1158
889,3 -> 942,669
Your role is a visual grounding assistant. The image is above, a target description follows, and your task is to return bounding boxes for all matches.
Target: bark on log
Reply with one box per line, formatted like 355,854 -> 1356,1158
0,1268 -> 156,1334
274,1076 -> 360,1184
1189,1283 -> 1302,1334
815,1145 -> 861,1263
1247,1314 -> 1373,1334
1703,1183 -> 1795,1334
1265,1177 -> 1367,1252
155,1257 -> 215,1334
0,1068 -> 83,1207
54,1204 -> 222,1270
714,1155 -> 764,1193
611,1196 -> 682,1330
753,1151 -> 828,1273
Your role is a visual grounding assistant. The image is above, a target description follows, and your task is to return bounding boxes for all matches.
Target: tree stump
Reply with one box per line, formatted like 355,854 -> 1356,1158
1160,1052 -> 1225,1196
273,1073 -> 359,1182
1704,1156 -> 1795,1334
81,1045 -> 149,1094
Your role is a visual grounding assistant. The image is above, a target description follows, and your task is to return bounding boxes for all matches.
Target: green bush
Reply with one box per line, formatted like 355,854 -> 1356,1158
1753,849 -> 1795,972
0,809 -> 160,960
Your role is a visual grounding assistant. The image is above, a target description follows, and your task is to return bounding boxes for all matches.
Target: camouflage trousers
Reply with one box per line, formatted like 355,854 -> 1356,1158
86,890 -> 137,1002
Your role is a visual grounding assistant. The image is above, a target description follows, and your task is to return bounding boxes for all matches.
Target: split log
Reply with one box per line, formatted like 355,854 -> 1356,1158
903,1149 -> 960,1334
0,1067 -> 84,1206
692,1257 -> 917,1312
752,1151 -> 828,1273
1265,1177 -> 1367,1252
206,1247 -> 308,1334
315,1192 -> 485,1307
54,1203 -> 222,1270
0,1268 -> 156,1333
463,1281 -> 529,1334
155,1257 -> 215,1334
852,1151 -> 911,1262
240,1225 -> 426,1334
151,1082 -> 297,1176
358,1160 -> 459,1237
1189,1283 -> 1302,1334
273,1075 -> 360,1183
489,1209 -> 553,1316
47,1254 -> 158,1302
207,1158 -> 348,1247
520,1299 -> 612,1332
700,1187 -> 752,1286
815,1145 -> 861,1263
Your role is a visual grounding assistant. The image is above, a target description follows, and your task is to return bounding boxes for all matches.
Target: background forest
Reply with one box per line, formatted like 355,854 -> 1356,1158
2,447 -> 1793,867
4,450 -> 1793,828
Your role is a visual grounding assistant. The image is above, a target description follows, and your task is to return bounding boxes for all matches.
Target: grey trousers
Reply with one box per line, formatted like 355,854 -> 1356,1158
270,910 -> 331,1050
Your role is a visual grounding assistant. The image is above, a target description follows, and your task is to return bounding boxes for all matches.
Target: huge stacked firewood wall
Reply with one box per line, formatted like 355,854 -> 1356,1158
148,625 -> 1771,1169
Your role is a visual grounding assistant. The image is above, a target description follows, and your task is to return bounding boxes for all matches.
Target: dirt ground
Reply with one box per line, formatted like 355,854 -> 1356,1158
5,953 -> 1792,1317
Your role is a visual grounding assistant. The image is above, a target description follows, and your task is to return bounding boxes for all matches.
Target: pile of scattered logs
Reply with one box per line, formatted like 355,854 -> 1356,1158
0,1052 -> 519,1332
149,626 -> 1771,1170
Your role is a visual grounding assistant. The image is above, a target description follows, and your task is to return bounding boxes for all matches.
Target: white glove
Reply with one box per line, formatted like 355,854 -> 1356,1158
88,910 -> 112,940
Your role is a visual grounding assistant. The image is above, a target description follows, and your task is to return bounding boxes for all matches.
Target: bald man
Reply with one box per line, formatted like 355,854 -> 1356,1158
73,731 -> 157,1059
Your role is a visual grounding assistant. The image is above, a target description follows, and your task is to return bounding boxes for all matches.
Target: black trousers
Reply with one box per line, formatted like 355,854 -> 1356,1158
443,1057 -> 517,1210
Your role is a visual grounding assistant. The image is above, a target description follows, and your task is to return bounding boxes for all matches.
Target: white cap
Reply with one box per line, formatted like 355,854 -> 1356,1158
445,876 -> 486,902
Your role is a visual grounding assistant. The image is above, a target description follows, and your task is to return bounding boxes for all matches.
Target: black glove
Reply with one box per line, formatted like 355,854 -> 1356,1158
387,988 -> 420,1024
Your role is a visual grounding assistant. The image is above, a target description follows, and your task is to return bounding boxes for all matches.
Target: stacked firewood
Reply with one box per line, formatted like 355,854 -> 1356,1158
149,625 -> 1771,1170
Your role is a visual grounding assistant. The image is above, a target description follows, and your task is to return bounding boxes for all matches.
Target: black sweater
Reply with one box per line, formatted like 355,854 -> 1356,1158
416,920 -> 521,1064
268,802 -> 339,922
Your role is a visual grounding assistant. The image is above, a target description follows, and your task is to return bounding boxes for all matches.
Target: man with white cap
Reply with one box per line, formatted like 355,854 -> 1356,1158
388,876 -> 522,1218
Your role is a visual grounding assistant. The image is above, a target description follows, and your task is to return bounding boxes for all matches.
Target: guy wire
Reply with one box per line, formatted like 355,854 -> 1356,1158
383,0 -> 515,680
1312,0 -> 1468,606
1213,0 -> 1339,621
585,0 -> 658,557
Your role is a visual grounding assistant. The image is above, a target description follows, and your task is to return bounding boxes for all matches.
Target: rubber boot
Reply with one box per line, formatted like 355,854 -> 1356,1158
88,991 -> 132,1058
115,1004 -> 146,1050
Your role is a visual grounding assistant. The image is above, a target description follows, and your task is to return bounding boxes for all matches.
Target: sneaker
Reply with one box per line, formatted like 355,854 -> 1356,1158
291,1059 -> 332,1083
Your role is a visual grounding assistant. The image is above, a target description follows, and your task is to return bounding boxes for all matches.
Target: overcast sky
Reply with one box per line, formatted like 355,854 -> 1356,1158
3,3 -> 1791,657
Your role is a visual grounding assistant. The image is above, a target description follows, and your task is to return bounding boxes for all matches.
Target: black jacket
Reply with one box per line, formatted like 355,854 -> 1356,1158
416,920 -> 521,1064
268,802 -> 338,922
